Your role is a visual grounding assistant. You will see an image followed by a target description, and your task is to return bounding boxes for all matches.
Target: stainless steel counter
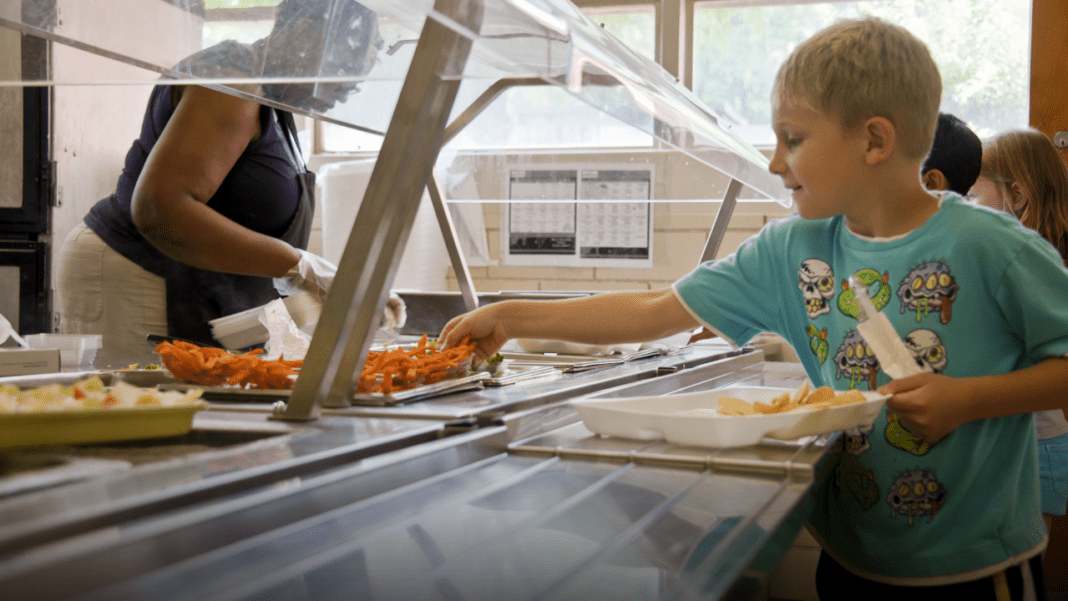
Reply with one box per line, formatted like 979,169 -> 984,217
0,356 -> 829,601
0,410 -> 463,557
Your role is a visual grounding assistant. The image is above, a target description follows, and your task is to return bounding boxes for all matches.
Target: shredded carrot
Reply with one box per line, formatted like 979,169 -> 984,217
155,335 -> 477,394
155,341 -> 300,390
356,335 -> 476,394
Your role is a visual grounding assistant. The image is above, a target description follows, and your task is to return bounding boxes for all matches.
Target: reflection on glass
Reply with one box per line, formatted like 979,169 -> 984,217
177,0 -> 383,113
581,5 -> 656,62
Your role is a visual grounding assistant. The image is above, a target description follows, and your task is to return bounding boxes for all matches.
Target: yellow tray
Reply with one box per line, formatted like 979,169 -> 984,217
0,402 -> 207,450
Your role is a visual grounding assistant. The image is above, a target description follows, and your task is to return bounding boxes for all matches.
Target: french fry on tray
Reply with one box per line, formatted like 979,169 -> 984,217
715,382 -> 867,416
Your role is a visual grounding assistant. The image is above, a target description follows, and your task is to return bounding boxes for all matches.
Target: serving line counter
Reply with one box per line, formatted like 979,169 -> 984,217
0,343 -> 750,554
0,355 -> 830,600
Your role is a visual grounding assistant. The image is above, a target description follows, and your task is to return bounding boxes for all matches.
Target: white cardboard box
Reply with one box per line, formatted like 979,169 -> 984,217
0,348 -> 61,377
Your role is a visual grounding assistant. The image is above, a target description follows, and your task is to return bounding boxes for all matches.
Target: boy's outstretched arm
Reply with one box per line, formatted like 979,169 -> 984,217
880,357 -> 1068,443
439,288 -> 700,362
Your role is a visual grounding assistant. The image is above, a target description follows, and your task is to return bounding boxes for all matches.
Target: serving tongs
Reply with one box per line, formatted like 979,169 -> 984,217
849,274 -> 922,380
563,347 -> 666,373
350,371 -> 491,406
482,365 -> 558,386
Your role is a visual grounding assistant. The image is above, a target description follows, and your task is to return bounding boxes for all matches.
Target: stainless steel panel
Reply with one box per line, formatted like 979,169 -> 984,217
0,411 -> 453,558
1,445 -> 814,601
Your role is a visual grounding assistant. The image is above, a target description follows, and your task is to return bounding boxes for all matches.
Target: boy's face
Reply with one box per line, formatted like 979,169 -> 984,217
769,95 -> 870,220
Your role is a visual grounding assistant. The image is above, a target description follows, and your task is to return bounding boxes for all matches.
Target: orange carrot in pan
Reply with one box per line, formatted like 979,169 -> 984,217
157,336 -> 476,394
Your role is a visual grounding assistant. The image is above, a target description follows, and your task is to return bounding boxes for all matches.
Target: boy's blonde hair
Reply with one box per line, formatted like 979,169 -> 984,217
773,17 -> 941,160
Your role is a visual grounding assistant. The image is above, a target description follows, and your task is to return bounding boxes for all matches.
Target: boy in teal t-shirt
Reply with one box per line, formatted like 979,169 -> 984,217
441,17 -> 1068,597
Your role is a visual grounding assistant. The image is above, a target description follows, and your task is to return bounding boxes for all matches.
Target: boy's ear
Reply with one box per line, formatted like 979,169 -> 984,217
862,117 -> 896,165
922,169 -> 948,191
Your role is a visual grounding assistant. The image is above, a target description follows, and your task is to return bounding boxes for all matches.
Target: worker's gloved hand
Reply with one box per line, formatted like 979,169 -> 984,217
382,293 -> 407,332
273,249 -> 337,300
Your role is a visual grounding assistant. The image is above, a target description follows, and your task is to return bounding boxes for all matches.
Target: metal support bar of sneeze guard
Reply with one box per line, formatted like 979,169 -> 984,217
699,177 -> 744,264
430,77 -> 555,314
427,175 -> 479,312
276,0 -> 484,420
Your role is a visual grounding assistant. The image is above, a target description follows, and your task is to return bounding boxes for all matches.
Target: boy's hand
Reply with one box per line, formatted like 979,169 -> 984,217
440,305 -> 510,363
878,373 -> 969,444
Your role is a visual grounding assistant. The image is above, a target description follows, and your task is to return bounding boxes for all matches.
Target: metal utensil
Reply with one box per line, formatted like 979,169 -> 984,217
563,347 -> 666,373
482,365 -> 558,386
350,372 -> 491,406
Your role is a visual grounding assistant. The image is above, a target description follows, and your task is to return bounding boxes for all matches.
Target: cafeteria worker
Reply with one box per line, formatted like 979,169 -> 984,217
57,0 -> 391,366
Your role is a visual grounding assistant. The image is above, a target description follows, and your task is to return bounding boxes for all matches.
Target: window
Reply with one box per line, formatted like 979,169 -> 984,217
202,0 -> 276,47
692,0 -> 1031,146
582,4 -> 657,62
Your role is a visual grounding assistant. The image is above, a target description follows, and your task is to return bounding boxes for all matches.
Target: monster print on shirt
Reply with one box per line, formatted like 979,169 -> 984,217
838,268 -> 891,320
799,259 -> 835,319
807,324 -> 829,364
897,262 -> 958,324
886,469 -> 947,525
903,329 -> 947,374
831,424 -> 879,511
834,330 -> 881,390
885,410 -> 932,455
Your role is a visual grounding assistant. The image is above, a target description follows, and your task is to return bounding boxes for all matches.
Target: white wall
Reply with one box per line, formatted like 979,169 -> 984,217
50,0 -> 201,325
310,149 -> 793,297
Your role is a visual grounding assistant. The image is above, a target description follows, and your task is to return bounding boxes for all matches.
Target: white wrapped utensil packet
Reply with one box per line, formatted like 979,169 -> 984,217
848,274 -> 924,380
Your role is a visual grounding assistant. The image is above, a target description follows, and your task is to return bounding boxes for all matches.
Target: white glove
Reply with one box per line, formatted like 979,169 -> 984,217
382,293 -> 407,332
274,249 -> 336,300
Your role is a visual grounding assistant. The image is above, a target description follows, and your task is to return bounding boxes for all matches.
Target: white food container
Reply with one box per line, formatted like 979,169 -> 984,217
571,385 -> 889,448
23,334 -> 103,368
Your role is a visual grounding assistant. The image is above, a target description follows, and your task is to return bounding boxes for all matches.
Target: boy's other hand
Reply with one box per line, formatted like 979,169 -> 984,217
440,304 -> 510,363
879,373 -> 967,444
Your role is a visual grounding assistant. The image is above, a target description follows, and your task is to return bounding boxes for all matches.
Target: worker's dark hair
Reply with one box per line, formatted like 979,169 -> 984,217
274,0 -> 374,33
272,0 -> 382,76
922,113 -> 982,196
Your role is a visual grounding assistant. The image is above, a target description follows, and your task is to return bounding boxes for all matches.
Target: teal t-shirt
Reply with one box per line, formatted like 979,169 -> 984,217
673,194 -> 1068,583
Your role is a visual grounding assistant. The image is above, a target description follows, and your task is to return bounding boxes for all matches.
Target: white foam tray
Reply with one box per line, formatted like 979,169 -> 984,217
571,385 -> 889,448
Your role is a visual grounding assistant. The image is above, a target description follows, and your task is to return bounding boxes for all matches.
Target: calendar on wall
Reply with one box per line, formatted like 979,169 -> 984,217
502,166 -> 653,268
